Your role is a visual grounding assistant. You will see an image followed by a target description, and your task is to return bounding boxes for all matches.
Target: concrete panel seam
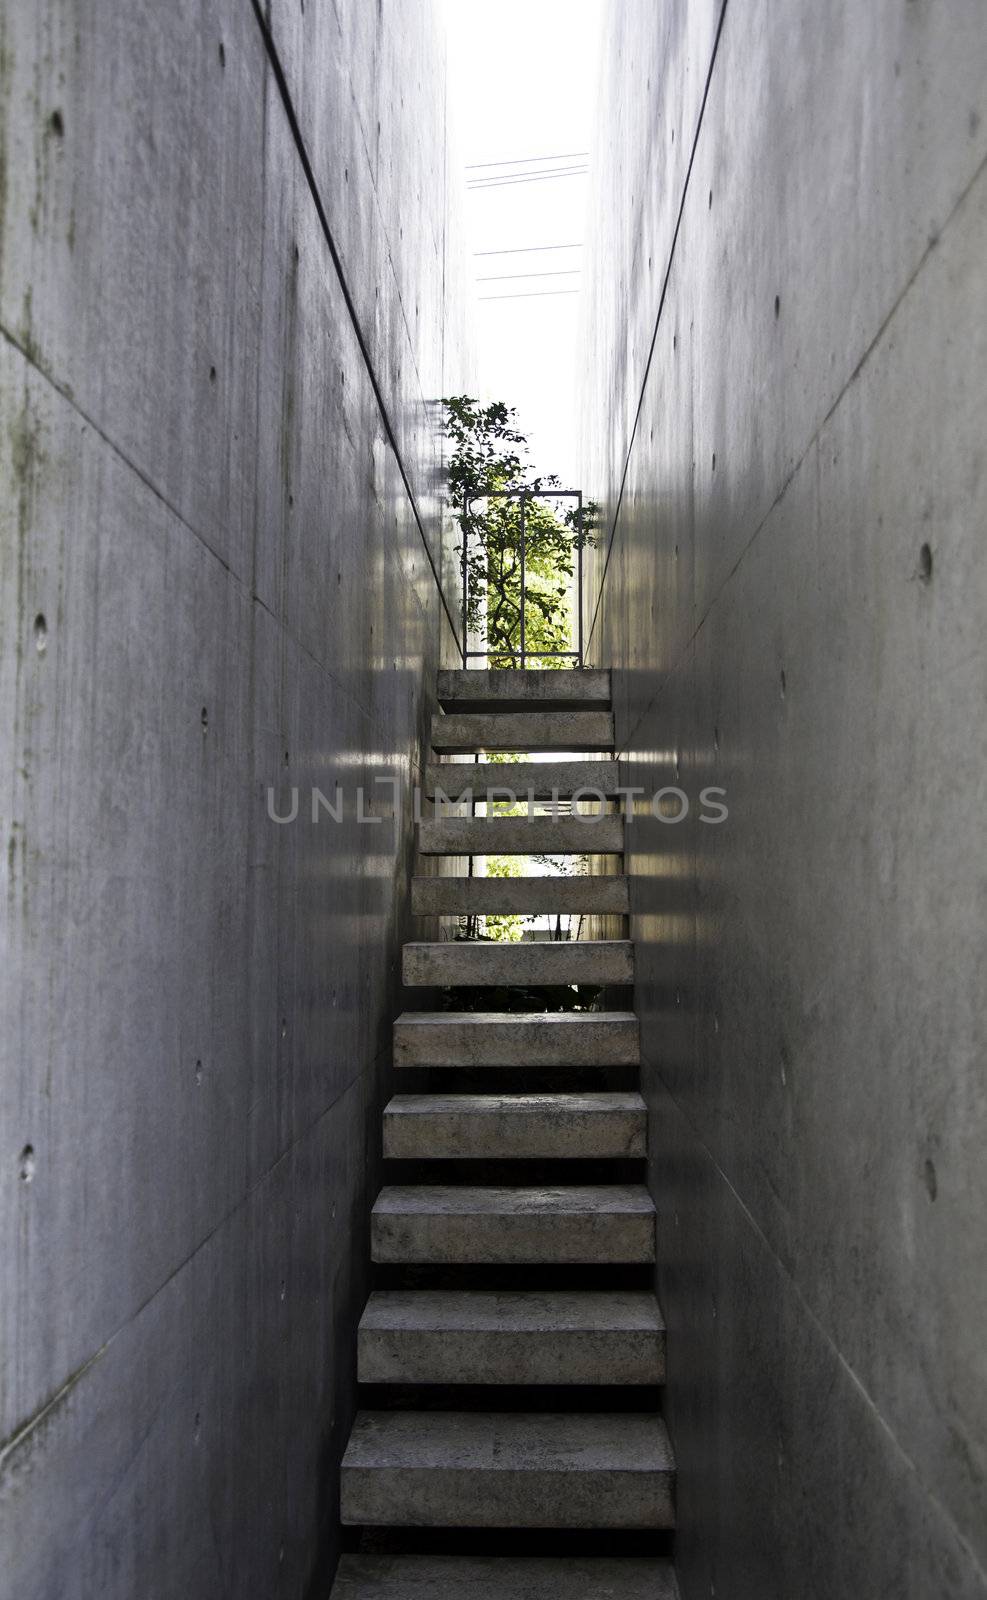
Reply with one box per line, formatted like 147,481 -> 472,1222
610,139 -> 987,764
0,1068 -> 371,1472
585,0 -> 729,660
644,1058 -> 987,1588
248,0 -> 463,652
0,322 -> 429,766
0,320 -> 233,581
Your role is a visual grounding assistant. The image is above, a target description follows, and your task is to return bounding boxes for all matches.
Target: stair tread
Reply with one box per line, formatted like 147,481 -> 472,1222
405,938 -> 631,953
360,1288 -> 665,1335
358,1288 -> 665,1385
373,1185 -> 655,1217
437,669 -> 611,712
418,815 -> 623,855
393,1011 -> 640,1068
411,874 -> 630,916
382,1092 -> 647,1160
342,1409 -> 674,1473
396,1009 -> 637,1025
402,939 -> 633,987
425,759 -> 619,800
432,712 -> 614,754
385,1090 -> 646,1116
331,1554 -> 678,1600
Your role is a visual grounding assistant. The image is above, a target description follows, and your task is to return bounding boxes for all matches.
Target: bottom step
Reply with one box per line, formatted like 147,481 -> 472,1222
340,1411 -> 675,1529
331,1554 -> 679,1599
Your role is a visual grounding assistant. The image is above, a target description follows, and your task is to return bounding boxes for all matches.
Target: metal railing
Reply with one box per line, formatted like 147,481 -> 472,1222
460,487 -> 584,668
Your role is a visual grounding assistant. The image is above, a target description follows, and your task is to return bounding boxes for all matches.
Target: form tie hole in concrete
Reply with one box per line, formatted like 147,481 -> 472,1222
19,1144 -> 36,1183
195,1059 -> 203,1086
774,294 -> 781,319
280,1279 -> 287,1302
49,109 -> 64,137
918,542 -> 933,582
924,1158 -> 938,1201
672,333 -> 677,352
711,451 -> 716,473
201,705 -> 208,731
708,188 -> 713,210
780,668 -> 787,699
288,493 -> 294,508
218,40 -> 225,69
34,613 -> 47,653
281,1017 -> 288,1039
209,365 -> 217,384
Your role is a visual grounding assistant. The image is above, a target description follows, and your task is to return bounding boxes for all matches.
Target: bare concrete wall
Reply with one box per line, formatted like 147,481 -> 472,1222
0,1 -> 468,1594
579,4 -> 987,1596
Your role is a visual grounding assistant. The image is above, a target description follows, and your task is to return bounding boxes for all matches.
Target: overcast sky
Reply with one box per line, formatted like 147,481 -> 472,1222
441,0 -> 606,486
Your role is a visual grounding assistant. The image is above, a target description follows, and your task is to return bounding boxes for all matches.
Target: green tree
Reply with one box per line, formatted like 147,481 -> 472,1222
441,396 -> 597,666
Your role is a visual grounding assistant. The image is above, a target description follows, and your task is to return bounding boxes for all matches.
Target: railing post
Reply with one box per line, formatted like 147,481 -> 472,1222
577,490 -> 584,667
519,491 -> 526,669
461,494 -> 469,668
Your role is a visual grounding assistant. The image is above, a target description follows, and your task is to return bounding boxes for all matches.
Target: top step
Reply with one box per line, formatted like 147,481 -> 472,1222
438,670 -> 611,713
432,712 -> 613,755
331,1555 -> 680,1600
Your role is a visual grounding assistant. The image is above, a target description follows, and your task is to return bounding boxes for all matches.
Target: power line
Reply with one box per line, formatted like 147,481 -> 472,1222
473,243 -> 582,257
465,150 -> 588,169
467,168 -> 588,191
477,269 -> 580,282
479,288 -> 581,302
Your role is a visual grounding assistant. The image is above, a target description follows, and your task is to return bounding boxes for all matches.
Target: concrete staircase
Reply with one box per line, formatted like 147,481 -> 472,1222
332,669 -> 677,1600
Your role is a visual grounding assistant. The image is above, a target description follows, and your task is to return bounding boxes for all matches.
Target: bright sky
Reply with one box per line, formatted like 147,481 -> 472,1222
441,0 -> 605,486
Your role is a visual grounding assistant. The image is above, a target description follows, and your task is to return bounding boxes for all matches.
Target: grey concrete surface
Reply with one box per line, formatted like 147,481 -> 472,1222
339,1410 -> 676,1529
425,757 -> 620,800
418,814 -> 623,856
402,939 -> 633,988
371,1185 -> 656,1265
382,1092 -> 647,1160
431,712 -> 615,753
437,669 -> 611,710
357,1289 -> 665,1386
331,1554 -> 680,1600
411,872 -> 630,916
393,1011 -> 641,1067
0,0 -> 470,1593
579,3 -> 987,1596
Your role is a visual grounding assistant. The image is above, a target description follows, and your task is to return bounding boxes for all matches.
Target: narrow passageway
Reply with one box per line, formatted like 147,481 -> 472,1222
333,667 -> 678,1597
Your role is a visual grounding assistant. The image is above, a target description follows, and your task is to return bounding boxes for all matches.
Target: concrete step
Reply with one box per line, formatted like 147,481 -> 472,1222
425,758 -> 619,801
357,1289 -> 665,1385
382,1092 -> 647,1160
371,1186 -> 656,1264
419,814 -> 623,857
431,712 -> 614,754
340,1410 -> 675,1528
331,1554 -> 679,1600
437,669 -> 611,712
393,1011 -> 640,1068
411,874 -> 630,917
402,940 -> 634,989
